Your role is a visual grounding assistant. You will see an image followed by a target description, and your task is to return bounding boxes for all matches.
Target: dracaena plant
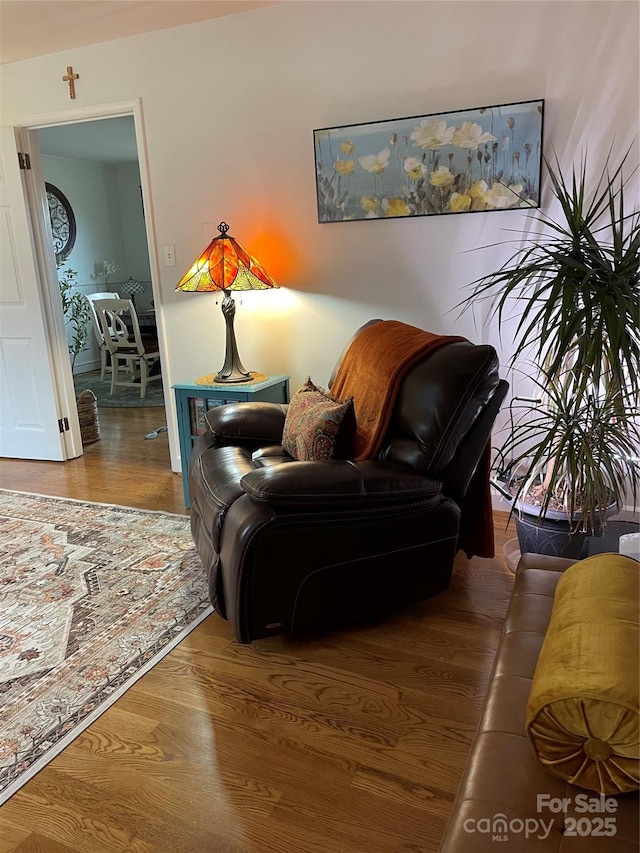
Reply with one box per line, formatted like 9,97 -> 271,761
497,368 -> 639,532
458,145 -> 640,534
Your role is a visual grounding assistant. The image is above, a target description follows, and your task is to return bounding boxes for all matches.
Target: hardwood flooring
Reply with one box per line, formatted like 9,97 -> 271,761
0,408 -> 184,513
0,407 -> 516,853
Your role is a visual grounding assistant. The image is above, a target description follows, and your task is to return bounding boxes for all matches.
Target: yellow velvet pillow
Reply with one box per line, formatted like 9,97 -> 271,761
526,553 -> 639,794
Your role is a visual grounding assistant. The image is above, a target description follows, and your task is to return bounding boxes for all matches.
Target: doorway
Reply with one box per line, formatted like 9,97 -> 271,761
35,111 -> 168,458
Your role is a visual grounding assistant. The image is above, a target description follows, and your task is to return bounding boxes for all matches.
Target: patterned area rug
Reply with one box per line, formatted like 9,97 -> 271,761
0,490 -> 212,805
74,371 -> 165,408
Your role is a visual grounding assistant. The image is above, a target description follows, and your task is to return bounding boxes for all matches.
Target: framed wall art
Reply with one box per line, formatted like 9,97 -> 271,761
313,99 -> 544,223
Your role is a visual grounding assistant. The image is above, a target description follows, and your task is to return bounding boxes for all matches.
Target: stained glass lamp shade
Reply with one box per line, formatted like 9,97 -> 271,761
175,222 -> 278,383
120,277 -> 144,308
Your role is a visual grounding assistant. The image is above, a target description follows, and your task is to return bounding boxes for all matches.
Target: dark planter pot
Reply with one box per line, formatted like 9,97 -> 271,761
513,500 -> 617,559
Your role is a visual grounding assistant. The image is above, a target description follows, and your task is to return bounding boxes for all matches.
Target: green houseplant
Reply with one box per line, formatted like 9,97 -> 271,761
459,147 -> 640,556
58,262 -> 91,372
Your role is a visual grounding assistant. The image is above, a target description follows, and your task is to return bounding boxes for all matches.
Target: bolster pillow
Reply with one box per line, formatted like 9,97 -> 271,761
526,553 -> 639,794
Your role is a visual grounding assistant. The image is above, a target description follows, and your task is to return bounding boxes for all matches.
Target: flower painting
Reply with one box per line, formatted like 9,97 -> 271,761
313,100 -> 544,222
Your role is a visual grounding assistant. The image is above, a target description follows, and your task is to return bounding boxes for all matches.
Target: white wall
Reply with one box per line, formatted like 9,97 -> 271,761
115,161 -> 153,310
1,0 -> 638,471
41,155 -> 126,285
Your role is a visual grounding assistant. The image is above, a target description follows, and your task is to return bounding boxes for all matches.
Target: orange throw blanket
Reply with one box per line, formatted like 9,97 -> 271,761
331,321 -> 465,459
330,320 -> 494,558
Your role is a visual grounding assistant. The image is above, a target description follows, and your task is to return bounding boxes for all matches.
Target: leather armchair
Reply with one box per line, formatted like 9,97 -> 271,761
188,321 -> 508,643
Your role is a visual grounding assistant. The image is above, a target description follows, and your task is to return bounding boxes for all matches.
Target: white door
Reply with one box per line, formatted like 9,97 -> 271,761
0,127 -> 75,460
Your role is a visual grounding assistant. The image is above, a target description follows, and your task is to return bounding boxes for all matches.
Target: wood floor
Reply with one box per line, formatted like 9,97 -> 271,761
0,407 -> 516,853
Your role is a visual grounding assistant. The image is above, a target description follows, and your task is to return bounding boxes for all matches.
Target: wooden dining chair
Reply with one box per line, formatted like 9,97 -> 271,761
96,298 -> 161,399
84,291 -> 122,379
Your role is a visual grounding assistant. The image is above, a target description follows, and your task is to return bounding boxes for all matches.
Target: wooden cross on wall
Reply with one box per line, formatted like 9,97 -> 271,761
62,66 -> 79,99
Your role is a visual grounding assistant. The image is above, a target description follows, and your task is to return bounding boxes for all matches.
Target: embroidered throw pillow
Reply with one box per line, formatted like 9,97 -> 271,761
282,378 -> 355,461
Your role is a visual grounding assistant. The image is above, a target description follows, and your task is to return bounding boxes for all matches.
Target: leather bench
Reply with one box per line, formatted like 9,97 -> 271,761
439,553 -> 639,852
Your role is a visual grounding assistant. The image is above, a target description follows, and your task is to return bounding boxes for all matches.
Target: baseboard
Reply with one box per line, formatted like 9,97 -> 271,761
73,359 -> 100,376
491,488 -> 639,522
491,488 -> 512,513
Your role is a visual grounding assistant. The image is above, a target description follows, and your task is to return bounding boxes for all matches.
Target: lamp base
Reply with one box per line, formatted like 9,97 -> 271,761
194,371 -> 268,387
213,368 -> 254,384
213,290 -> 255,383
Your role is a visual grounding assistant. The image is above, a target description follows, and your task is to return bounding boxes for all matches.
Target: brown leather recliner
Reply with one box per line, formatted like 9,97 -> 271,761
188,321 -> 508,643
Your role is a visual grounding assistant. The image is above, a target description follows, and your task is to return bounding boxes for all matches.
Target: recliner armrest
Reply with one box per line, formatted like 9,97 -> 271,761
205,402 -> 288,446
241,460 -> 442,509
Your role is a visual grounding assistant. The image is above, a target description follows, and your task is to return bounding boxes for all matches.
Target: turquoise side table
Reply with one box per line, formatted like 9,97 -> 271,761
173,375 -> 290,507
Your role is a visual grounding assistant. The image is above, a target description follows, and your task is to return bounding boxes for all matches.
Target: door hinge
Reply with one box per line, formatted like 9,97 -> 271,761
58,416 -> 70,433
17,152 -> 31,170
